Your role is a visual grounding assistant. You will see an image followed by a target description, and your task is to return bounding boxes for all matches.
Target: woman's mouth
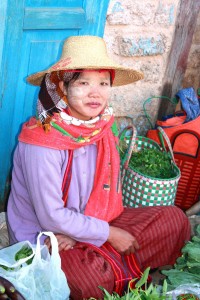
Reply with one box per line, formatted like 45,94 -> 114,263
86,102 -> 101,109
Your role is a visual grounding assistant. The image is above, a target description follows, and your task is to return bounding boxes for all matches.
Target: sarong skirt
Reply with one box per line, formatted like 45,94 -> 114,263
60,205 -> 190,299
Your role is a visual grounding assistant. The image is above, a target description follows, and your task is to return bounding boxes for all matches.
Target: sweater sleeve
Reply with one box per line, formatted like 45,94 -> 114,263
9,143 -> 109,247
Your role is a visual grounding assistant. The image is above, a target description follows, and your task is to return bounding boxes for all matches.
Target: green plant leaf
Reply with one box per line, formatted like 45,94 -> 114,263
162,280 -> 168,296
135,267 -> 150,288
98,286 -> 113,299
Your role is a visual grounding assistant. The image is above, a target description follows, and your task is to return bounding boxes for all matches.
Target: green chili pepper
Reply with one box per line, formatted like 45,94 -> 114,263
14,245 -> 34,265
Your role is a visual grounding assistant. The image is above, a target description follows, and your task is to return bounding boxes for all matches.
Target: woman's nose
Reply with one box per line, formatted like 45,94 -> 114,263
88,84 -> 100,96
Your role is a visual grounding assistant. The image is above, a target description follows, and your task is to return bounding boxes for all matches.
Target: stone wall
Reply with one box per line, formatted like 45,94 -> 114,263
104,0 -> 199,135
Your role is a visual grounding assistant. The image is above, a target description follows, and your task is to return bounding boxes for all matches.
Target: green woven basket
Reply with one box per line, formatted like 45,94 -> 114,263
120,126 -> 181,208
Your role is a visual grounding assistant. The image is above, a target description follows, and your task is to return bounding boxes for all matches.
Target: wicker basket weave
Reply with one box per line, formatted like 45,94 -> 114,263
120,126 -> 181,208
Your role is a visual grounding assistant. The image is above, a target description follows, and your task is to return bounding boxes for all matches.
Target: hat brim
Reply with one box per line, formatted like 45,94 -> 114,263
26,61 -> 144,87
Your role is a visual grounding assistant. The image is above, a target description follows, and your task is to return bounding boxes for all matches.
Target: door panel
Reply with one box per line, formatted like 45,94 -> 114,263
0,0 -> 110,209
25,0 -> 83,7
24,7 -> 85,29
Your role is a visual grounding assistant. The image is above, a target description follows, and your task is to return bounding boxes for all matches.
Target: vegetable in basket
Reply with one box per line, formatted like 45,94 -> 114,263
119,125 -> 180,208
119,126 -> 177,179
124,148 -> 176,179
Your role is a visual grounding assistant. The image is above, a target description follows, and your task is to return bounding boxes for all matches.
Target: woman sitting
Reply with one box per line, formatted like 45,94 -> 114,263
7,35 -> 190,300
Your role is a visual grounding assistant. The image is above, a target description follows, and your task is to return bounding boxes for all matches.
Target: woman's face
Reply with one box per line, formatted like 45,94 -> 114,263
62,70 -> 111,121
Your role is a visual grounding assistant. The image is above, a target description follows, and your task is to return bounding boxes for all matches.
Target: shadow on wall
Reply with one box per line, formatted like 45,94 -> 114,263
157,82 -> 175,120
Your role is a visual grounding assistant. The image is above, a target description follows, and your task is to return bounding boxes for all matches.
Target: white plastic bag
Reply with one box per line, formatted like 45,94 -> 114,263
0,232 -> 70,300
166,283 -> 200,299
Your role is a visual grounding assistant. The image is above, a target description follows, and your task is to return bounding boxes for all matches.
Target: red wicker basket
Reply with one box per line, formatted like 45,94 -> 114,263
171,129 -> 200,211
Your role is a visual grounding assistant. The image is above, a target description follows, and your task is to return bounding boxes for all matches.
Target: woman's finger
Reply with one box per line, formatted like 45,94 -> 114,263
64,244 -> 73,251
44,237 -> 51,248
58,241 -> 67,251
58,242 -> 73,252
133,239 -> 140,250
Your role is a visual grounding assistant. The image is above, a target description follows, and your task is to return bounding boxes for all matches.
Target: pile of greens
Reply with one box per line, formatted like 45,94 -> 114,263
120,143 -> 176,179
88,225 -> 200,299
89,267 -> 171,300
162,224 -> 200,290
88,263 -> 200,299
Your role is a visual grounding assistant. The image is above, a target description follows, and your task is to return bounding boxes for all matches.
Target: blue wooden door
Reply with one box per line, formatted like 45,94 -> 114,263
0,0 -> 110,209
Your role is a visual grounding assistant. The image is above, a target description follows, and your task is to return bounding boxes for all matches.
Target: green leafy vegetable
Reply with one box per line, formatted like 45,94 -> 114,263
162,224 -> 200,290
120,145 -> 176,179
89,267 -> 172,299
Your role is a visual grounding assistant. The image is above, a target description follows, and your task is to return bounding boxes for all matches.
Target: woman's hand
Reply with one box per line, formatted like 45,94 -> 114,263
107,226 -> 139,255
44,233 -> 76,252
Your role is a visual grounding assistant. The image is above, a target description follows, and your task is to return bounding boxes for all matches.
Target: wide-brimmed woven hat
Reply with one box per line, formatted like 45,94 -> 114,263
27,35 -> 144,87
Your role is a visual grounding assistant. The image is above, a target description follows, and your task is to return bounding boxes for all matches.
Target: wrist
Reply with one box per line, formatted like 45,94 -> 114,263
108,226 -> 115,242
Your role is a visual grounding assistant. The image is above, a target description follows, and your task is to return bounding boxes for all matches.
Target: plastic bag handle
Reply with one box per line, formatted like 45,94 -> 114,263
143,96 -> 178,129
35,232 -> 61,267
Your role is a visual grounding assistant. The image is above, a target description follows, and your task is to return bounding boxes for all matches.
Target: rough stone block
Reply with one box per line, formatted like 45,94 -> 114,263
140,60 -> 163,83
116,35 -> 166,56
155,3 -> 175,25
107,1 -> 131,25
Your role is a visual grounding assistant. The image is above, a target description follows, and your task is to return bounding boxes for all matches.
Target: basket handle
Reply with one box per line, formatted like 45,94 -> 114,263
143,96 -> 178,129
157,126 -> 175,163
119,125 -> 137,170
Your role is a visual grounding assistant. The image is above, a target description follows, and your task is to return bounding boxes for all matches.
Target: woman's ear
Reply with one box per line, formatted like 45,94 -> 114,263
59,81 -> 67,95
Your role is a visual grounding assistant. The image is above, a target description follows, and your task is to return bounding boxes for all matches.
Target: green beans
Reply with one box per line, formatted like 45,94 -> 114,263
14,245 -> 33,265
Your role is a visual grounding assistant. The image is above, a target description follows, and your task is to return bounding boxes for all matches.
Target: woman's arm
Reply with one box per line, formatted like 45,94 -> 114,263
13,143 -> 109,246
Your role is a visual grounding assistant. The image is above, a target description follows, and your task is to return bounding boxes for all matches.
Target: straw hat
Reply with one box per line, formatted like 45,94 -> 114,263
27,35 -> 144,87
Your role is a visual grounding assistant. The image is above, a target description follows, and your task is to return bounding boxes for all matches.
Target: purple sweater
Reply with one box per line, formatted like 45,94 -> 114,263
7,142 -> 109,246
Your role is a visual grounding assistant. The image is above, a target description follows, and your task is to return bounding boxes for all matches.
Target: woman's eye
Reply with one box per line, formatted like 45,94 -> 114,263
77,81 -> 88,86
101,82 -> 109,86
80,81 -> 88,85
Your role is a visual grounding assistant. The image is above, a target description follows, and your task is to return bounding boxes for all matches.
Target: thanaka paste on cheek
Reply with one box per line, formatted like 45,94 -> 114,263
67,87 -> 85,103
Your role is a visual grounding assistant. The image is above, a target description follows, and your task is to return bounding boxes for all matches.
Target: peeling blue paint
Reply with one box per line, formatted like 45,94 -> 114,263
112,1 -> 123,13
123,36 -> 165,56
138,37 -> 164,55
169,5 -> 174,24
158,1 -> 175,25
129,40 -> 139,55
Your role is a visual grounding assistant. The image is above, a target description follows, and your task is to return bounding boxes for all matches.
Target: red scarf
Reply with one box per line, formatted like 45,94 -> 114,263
19,113 -> 124,222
